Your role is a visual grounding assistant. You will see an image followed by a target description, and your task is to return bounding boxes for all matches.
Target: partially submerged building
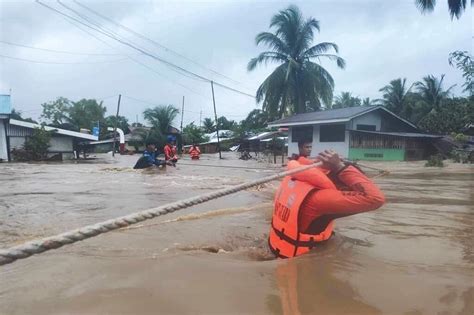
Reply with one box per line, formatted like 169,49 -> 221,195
0,95 -> 98,161
268,106 -> 442,161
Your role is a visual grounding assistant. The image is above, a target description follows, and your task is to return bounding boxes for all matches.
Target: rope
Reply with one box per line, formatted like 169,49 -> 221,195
0,162 -> 321,266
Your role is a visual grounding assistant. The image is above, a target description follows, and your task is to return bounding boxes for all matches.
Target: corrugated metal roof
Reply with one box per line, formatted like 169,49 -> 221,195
349,130 -> 442,138
268,105 -> 418,129
8,119 -> 98,140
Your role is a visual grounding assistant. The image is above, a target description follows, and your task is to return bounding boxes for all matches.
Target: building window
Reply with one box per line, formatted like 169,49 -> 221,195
292,126 -> 313,143
356,124 -> 376,131
364,153 -> 383,158
320,124 -> 345,142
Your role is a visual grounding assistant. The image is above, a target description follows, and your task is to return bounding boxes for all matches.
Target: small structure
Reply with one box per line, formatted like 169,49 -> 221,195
0,95 -> 11,161
268,106 -> 442,161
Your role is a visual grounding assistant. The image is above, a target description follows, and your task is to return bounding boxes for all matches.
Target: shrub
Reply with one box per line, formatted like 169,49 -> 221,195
425,154 -> 444,167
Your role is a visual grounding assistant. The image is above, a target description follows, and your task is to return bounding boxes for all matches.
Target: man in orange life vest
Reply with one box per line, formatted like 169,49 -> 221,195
188,144 -> 201,160
164,135 -> 179,165
269,141 -> 385,258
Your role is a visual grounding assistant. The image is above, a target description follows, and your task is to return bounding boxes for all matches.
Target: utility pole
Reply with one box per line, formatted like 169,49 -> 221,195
199,110 -> 202,128
112,94 -> 121,157
180,96 -> 185,132
210,81 -> 222,159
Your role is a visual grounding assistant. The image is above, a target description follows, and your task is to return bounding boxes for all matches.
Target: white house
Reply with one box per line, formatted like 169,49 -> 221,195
268,106 -> 441,161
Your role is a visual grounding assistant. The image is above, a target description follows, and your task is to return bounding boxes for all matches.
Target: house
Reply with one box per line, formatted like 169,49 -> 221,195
268,106 -> 442,161
0,95 -> 98,162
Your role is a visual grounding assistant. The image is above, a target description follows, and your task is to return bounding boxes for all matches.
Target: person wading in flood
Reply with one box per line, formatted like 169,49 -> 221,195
269,143 -> 385,258
188,143 -> 201,160
164,136 -> 179,165
133,142 -> 167,169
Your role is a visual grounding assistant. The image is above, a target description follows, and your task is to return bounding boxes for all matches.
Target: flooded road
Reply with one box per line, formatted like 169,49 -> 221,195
0,153 -> 473,314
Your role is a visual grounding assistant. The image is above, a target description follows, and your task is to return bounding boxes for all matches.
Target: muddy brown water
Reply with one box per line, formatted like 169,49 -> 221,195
0,153 -> 472,315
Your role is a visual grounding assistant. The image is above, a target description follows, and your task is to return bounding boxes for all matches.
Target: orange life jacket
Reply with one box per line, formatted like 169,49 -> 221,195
189,146 -> 201,159
268,168 -> 335,259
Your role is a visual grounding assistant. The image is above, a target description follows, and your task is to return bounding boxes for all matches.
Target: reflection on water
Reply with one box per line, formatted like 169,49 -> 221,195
0,154 -> 473,314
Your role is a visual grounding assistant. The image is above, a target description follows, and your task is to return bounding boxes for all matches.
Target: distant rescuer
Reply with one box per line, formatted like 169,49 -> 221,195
269,146 -> 386,258
188,143 -> 201,160
133,141 -> 167,169
164,135 -> 179,164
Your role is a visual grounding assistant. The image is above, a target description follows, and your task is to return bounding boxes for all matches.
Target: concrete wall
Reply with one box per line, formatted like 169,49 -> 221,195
48,136 -> 73,152
351,111 -> 381,131
0,119 -> 8,161
288,122 -> 350,159
9,136 -> 25,150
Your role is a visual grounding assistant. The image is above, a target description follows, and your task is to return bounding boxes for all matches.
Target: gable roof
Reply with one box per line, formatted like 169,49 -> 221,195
267,105 -> 417,129
9,119 -> 98,140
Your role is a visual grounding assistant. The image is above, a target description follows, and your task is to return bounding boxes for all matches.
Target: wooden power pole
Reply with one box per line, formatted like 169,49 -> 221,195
112,94 -> 121,157
210,81 -> 222,159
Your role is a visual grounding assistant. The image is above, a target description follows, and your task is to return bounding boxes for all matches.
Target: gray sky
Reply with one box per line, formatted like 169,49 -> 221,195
0,0 -> 471,127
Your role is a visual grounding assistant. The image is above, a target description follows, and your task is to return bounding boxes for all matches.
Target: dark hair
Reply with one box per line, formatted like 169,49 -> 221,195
145,141 -> 155,146
298,140 -> 311,148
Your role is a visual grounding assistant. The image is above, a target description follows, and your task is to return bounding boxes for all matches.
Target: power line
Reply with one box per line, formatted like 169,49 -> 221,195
0,54 -> 127,64
36,1 -> 256,99
37,1 -> 208,99
73,0 -> 247,87
0,39 -> 123,56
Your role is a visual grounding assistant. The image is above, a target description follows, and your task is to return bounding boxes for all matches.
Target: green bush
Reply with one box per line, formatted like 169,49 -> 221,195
425,154 -> 444,167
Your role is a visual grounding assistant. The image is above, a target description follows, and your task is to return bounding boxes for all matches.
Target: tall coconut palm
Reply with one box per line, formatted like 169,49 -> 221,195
248,5 -> 345,119
143,105 -> 179,135
415,0 -> 472,19
332,92 -> 361,109
414,74 -> 455,111
362,97 -> 379,106
202,118 -> 215,133
379,78 -> 413,115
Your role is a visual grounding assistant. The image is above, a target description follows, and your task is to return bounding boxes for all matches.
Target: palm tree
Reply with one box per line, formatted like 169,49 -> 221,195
202,118 -> 215,133
143,105 -> 179,135
248,5 -> 345,119
362,97 -> 379,106
415,0 -> 471,19
332,92 -> 361,109
379,78 -> 413,115
414,74 -> 455,111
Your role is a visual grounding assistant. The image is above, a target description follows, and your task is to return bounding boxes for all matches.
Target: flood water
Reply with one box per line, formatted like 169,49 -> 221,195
0,153 -> 473,315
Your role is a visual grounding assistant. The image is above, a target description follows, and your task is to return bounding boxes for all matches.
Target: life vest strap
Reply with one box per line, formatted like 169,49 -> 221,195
268,238 -> 289,259
271,222 -> 332,249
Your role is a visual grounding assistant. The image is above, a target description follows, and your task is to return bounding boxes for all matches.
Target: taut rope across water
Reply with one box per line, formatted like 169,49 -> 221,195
0,162 -> 324,266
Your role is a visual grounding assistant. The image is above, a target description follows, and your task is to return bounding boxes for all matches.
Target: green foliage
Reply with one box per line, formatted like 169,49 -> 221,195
41,97 -> 71,125
10,108 -> 37,123
217,116 -> 237,130
415,0 -> 469,19
105,115 -> 130,133
449,50 -> 474,95
451,132 -> 469,143
182,122 -> 209,144
68,99 -> 107,131
202,118 -> 215,133
425,154 -> 444,167
12,127 -> 53,161
144,128 -> 166,149
450,149 -> 472,163
414,74 -> 455,111
379,78 -> 413,115
332,92 -> 361,109
143,105 -> 179,134
248,5 -> 345,119
418,97 -> 474,133
240,109 -> 267,131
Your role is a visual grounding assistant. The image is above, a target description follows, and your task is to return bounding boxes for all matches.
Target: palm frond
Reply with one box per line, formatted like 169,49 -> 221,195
415,0 -> 436,12
303,42 -> 339,56
247,51 -> 287,71
255,32 -> 290,55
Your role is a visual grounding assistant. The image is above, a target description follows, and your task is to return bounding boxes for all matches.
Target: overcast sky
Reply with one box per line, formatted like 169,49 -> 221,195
0,0 -> 471,127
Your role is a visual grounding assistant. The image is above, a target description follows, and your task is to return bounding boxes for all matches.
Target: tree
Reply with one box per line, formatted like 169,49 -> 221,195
415,0 -> 471,19
362,97 -> 379,106
449,50 -> 474,95
217,116 -> 237,130
379,78 -> 413,116
241,109 -> 267,131
41,97 -> 71,126
10,108 -> 37,123
202,118 -> 215,133
418,97 -> 474,133
143,105 -> 179,135
248,5 -> 345,119
12,127 -> 53,161
413,74 -> 455,114
131,122 -> 144,127
332,92 -> 361,109
182,122 -> 209,144
68,99 -> 107,131
105,115 -> 130,134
